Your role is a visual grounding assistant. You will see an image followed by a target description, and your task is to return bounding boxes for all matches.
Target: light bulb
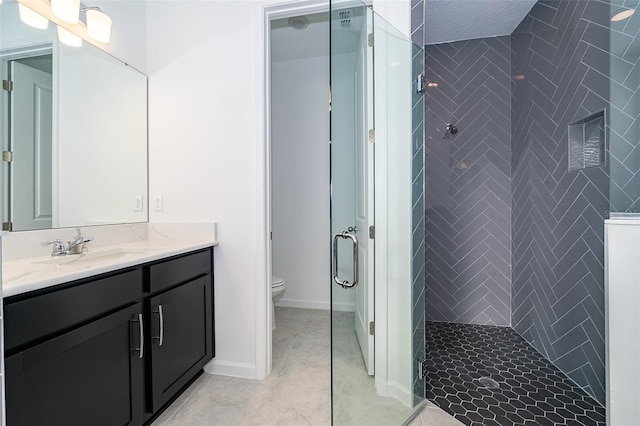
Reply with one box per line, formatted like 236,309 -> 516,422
51,0 -> 80,24
18,4 -> 49,30
86,9 -> 112,43
612,8 -> 635,22
57,26 -> 82,47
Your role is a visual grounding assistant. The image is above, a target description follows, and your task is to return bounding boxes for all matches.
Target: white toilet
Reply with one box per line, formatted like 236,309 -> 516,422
271,275 -> 286,330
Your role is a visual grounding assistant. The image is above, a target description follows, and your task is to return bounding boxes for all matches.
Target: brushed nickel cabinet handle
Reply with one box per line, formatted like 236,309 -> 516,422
154,305 -> 164,346
138,313 -> 144,359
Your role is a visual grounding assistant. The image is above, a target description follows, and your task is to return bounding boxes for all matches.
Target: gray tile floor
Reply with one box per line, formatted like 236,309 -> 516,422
152,307 -> 459,426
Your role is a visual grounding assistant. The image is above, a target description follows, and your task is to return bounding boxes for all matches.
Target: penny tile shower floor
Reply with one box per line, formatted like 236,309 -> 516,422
426,321 -> 606,426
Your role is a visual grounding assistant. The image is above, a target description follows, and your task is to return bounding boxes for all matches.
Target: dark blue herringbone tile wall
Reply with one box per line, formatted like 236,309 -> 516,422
609,0 -> 640,212
511,0 -> 609,405
411,0 -> 426,402
424,37 -> 513,326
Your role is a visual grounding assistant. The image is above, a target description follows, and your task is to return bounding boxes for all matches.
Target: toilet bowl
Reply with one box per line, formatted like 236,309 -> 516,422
271,275 -> 286,330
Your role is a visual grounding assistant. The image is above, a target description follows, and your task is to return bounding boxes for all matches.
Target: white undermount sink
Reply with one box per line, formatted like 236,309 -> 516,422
34,247 -> 147,266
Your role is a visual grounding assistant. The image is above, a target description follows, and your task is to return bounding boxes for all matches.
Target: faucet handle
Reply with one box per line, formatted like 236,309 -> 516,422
42,239 -> 65,250
69,235 -> 93,245
42,239 -> 67,256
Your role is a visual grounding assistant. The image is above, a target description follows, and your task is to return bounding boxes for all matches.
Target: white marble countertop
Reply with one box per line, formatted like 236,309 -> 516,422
2,238 -> 217,298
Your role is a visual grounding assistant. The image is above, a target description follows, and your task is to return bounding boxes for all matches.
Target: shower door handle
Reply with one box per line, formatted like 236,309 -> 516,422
333,230 -> 359,289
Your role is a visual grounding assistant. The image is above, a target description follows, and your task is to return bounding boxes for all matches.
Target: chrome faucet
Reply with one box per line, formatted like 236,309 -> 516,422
67,235 -> 93,254
42,235 -> 93,257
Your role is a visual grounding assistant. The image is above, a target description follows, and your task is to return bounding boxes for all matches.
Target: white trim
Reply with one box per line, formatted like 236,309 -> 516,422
203,359 -> 257,380
385,379 -> 413,407
255,0 -> 270,383
0,237 -> 5,426
276,298 -> 355,312
373,17 -> 390,398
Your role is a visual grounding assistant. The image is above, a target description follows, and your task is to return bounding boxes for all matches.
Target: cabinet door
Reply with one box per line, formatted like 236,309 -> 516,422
5,304 -> 144,426
149,275 -> 212,411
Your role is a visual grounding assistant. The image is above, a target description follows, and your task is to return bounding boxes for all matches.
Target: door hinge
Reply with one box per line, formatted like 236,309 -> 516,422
2,80 -> 13,92
328,86 -> 332,111
368,33 -> 374,47
369,225 -> 375,239
417,72 -> 426,93
369,321 -> 375,335
270,231 -> 273,241
368,129 -> 375,143
2,222 -> 13,231
418,360 -> 427,380
2,151 -> 13,162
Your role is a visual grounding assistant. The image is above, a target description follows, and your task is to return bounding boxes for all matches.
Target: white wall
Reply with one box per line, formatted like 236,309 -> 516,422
146,0 -> 280,379
373,0 -> 411,39
146,0 -> 412,380
271,55 -> 331,310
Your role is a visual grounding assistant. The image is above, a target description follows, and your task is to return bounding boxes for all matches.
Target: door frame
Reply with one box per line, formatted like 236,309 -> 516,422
260,1 -> 402,399
259,0 -> 330,380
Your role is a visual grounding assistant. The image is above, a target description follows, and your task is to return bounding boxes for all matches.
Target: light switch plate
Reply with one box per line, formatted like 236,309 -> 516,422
153,195 -> 164,212
134,195 -> 143,212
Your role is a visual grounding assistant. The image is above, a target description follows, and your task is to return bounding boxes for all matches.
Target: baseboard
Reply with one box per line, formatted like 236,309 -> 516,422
203,359 -> 256,379
385,379 -> 414,408
275,298 -> 355,312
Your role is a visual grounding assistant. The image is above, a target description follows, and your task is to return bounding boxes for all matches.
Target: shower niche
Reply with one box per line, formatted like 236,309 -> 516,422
568,110 -> 606,172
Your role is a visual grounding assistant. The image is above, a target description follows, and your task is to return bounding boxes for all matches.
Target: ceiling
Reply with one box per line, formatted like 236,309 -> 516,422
424,0 -> 538,45
271,13 -> 329,62
271,1 -> 539,62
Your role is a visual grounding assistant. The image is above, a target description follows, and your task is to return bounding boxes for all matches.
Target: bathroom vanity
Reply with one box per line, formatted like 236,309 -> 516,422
2,243 -> 215,426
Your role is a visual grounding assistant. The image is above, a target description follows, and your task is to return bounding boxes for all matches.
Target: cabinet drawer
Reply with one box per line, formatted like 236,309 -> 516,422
149,249 -> 211,293
5,269 -> 143,352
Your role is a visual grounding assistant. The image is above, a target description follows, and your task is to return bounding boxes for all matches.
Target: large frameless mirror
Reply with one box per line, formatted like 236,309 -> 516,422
0,0 -> 147,232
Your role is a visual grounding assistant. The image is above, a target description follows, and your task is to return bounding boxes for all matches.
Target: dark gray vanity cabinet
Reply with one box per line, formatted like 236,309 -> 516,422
3,248 -> 214,426
5,303 -> 145,426
149,275 -> 213,412
146,249 -> 214,416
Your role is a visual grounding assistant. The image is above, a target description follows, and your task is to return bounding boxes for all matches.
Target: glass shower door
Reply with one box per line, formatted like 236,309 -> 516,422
330,3 -> 376,423
330,2 -> 426,424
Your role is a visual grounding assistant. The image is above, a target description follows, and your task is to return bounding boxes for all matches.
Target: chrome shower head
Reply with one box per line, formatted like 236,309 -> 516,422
443,123 -> 459,139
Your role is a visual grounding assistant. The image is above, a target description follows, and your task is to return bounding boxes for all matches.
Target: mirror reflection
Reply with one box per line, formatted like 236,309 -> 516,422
0,0 -> 148,232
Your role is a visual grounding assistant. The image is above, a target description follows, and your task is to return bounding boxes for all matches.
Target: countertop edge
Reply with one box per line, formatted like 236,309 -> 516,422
3,240 -> 218,298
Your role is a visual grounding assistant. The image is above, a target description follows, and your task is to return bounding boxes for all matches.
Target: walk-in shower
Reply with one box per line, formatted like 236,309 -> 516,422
421,0 -> 640,424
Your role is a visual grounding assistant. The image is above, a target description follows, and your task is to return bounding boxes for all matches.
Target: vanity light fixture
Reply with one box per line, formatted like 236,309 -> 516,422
84,7 -> 112,43
17,0 -> 113,46
57,25 -> 82,47
51,0 -> 80,23
18,3 -> 49,29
